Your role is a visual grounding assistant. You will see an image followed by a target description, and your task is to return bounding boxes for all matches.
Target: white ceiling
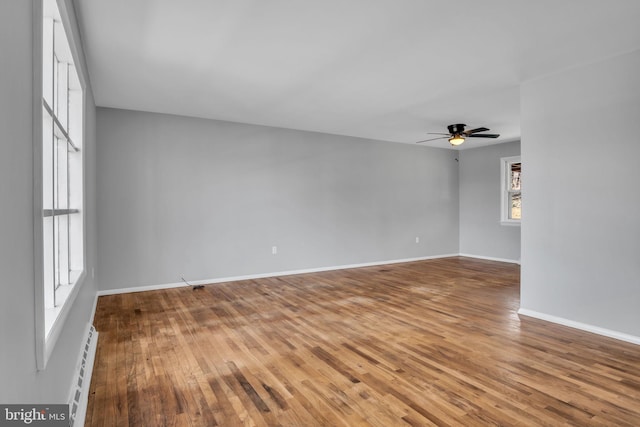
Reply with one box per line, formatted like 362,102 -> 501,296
74,0 -> 640,149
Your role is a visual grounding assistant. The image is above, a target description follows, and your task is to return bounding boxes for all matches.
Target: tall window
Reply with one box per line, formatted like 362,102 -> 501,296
501,156 -> 521,225
39,0 -> 85,366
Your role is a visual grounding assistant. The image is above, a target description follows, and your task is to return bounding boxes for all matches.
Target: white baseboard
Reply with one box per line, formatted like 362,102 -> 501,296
97,253 -> 460,296
89,293 -> 99,325
518,308 -> 640,346
97,280 -> 190,296
458,253 -> 520,264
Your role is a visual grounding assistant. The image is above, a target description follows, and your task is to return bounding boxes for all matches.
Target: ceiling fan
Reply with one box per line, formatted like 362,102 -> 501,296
416,123 -> 500,146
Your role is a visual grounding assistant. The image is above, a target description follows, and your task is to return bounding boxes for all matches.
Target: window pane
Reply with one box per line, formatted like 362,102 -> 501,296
43,110 -> 54,209
43,216 -> 55,307
55,215 -> 70,287
56,60 -> 69,130
55,137 -> 68,209
510,162 -> 521,191
69,211 -> 83,272
510,192 -> 521,220
68,70 -> 82,144
43,17 -> 54,108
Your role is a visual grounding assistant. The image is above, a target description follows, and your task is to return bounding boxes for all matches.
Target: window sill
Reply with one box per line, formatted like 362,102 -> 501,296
45,270 -> 83,337
500,220 -> 521,227
42,270 -> 85,367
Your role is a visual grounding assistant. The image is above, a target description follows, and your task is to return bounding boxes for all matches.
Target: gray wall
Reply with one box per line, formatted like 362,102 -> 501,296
0,0 -> 98,403
459,141 -> 521,262
521,48 -> 640,337
97,108 -> 460,291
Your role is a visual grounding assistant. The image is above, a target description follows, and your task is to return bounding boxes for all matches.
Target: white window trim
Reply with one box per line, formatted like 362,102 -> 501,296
33,0 -> 88,370
500,155 -> 521,227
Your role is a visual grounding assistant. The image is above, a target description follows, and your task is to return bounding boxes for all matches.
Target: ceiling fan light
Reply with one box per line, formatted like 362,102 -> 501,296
449,136 -> 465,146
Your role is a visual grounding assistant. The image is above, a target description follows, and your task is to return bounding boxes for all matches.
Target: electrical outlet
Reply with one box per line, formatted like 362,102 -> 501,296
415,237 -> 420,243
272,246 -> 278,255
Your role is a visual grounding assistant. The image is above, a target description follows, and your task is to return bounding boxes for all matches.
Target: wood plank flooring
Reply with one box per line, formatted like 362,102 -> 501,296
86,257 -> 640,426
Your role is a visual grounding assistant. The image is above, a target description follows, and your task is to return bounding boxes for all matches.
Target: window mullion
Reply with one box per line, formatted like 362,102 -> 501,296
53,137 -> 58,304
50,13 -> 57,307
66,64 -> 71,282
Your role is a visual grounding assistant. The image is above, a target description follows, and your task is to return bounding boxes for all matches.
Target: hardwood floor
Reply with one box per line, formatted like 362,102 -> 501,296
86,257 -> 640,426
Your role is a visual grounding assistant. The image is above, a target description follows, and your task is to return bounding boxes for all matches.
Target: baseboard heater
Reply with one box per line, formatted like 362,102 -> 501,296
68,324 -> 98,426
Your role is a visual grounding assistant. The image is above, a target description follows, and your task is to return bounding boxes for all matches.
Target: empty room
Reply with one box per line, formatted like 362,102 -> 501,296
2,0 -> 640,425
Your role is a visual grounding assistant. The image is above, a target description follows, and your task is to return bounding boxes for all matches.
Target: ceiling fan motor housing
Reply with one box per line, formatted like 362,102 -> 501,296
448,123 -> 466,135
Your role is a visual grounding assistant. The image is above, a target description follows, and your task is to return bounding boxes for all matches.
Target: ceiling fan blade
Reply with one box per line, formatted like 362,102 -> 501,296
463,127 -> 490,135
467,133 -> 500,138
427,132 -> 451,135
416,136 -> 448,143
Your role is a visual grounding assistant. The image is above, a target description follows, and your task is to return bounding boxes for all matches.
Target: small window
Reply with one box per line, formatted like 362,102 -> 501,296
501,156 -> 521,225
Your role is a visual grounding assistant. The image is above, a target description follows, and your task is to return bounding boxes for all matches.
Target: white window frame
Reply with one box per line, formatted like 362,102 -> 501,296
34,0 -> 87,370
500,156 -> 521,226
